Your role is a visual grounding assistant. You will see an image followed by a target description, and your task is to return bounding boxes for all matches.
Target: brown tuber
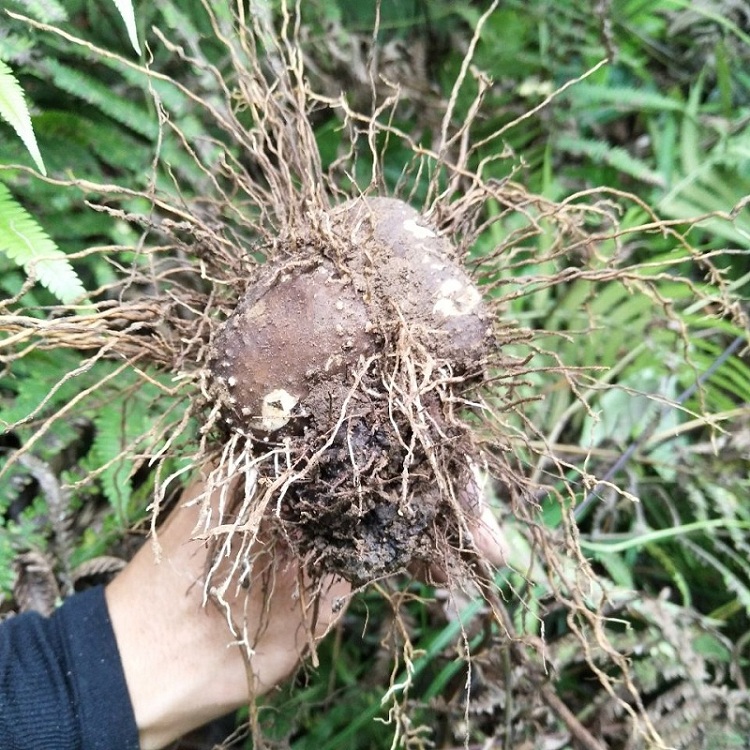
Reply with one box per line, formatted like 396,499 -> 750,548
206,197 -> 492,584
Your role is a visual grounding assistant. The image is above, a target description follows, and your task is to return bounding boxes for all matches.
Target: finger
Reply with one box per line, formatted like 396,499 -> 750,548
468,500 -> 508,568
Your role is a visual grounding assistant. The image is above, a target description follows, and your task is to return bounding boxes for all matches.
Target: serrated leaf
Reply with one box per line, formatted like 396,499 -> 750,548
110,0 -> 141,54
41,59 -> 156,139
0,349 -> 84,429
557,134 -> 666,187
568,83 -> 686,114
0,60 -> 46,175
0,183 -> 87,304
89,377 -> 169,524
92,408 -> 135,525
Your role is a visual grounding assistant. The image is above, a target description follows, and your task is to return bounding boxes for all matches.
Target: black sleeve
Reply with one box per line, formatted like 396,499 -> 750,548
0,585 -> 140,750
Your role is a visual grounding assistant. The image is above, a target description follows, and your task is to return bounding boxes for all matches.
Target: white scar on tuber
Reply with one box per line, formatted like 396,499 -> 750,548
401,218 -> 481,318
257,388 -> 298,432
433,278 -> 482,318
403,218 -> 436,239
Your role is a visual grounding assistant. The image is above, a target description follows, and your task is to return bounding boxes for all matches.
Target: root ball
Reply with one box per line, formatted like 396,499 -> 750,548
206,197 -> 492,583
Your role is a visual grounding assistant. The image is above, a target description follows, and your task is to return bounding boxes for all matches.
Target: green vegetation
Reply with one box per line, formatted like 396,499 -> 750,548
1,1 -> 749,748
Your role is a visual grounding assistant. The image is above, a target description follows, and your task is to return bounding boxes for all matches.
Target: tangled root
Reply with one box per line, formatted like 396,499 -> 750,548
201,197 -> 494,585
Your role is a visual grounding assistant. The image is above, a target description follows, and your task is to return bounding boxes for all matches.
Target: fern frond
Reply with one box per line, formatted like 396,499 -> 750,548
0,183 -> 87,304
0,59 -> 46,175
34,111 -> 151,175
40,59 -> 156,139
109,0 -> 141,54
557,134 -> 666,187
90,377 -> 165,523
568,83 -> 686,114
92,408 -> 135,525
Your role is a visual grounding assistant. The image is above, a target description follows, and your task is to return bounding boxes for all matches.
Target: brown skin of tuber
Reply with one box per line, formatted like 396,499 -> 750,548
209,261 -> 375,435
208,197 -> 491,440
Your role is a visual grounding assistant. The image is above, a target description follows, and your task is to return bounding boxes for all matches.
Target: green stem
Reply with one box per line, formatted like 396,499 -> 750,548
580,518 -> 750,554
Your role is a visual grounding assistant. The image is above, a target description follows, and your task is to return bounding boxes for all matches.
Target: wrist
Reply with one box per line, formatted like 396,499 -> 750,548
105,530 -> 250,750
104,478 -> 350,750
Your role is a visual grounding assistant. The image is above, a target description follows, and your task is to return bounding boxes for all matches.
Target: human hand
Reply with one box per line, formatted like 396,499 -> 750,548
105,466 -> 506,750
105,476 -> 350,750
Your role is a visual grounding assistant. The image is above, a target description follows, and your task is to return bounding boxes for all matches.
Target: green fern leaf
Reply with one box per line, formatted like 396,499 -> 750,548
0,349 -> 84,429
33,111 -> 151,175
41,59 -> 156,139
557,134 -> 666,187
92,408 -> 135,525
568,83 -> 685,114
11,0 -> 68,23
0,60 -> 46,175
110,0 -> 141,54
0,183 -> 87,304
90,377 -> 164,524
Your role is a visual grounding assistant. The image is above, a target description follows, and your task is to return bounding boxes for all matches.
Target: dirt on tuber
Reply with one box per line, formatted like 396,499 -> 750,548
206,197 -> 493,584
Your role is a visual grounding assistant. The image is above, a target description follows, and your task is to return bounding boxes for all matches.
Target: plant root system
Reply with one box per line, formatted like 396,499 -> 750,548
205,197 -> 492,583
2,3 -> 748,749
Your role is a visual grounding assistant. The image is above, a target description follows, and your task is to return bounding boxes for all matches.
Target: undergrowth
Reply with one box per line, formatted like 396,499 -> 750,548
1,2 -> 749,749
